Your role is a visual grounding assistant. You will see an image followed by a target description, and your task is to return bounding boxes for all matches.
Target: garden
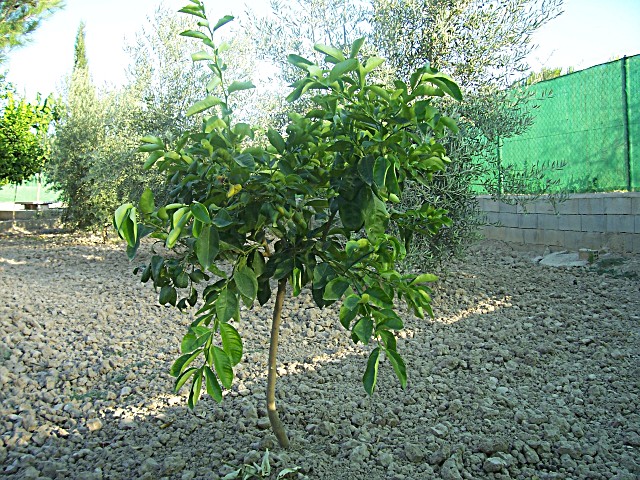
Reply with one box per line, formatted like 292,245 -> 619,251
1,1 -> 639,479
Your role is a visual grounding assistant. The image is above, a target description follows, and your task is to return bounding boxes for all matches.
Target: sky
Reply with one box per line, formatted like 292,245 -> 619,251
4,0 -> 640,101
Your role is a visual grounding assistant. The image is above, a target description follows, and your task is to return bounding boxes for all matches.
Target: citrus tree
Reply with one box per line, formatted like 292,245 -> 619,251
115,0 -> 460,448
0,89 -> 57,186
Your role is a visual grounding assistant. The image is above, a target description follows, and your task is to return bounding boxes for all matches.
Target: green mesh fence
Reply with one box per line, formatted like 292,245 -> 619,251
0,176 -> 59,203
498,54 -> 639,193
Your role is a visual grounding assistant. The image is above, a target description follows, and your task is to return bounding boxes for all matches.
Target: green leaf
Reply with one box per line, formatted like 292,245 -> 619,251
159,285 -> 177,306
349,37 -> 365,59
178,5 -> 206,19
212,209 -> 233,228
212,346 -> 233,389
191,50 -> 215,62
188,369 -> 203,409
234,266 -> 258,304
338,199 -> 364,231
314,44 -> 345,62
204,366 -> 223,402
363,57 -> 385,73
196,225 -> 219,270
220,323 -> 243,365
312,263 -> 334,289
139,188 -> 154,214
216,286 -> 238,323
170,351 -> 201,377
191,202 -> 211,224
373,157 -> 389,188
267,128 -> 286,154
386,349 -> 407,388
339,304 -> 359,329
353,316 -> 374,344
181,329 -> 211,353
139,143 -> 163,152
180,29 -> 209,41
378,330 -> 397,352
377,313 -> 404,331
363,347 -> 380,395
213,14 -> 234,31
227,81 -> 255,94
174,367 -> 197,394
439,116 -> 459,134
273,258 -> 294,280
252,250 -> 265,278
323,277 -> 350,301
287,54 -> 314,68
186,96 -> 224,116
329,58 -> 359,82
357,156 -> 375,185
113,204 -> 137,246
143,151 -> 163,169
233,153 -> 256,170
410,273 -> 438,285
364,194 -> 388,242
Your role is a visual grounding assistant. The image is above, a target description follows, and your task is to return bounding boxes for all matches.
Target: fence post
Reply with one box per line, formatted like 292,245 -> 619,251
621,56 -> 632,191
496,135 -> 503,195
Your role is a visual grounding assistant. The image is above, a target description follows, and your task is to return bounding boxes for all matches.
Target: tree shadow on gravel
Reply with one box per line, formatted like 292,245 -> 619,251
1,236 -> 639,480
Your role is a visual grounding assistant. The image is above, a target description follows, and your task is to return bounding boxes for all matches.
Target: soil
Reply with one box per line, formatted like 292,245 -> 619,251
0,232 -> 638,480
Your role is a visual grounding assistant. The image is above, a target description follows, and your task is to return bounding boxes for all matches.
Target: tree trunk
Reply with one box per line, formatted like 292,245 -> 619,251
267,278 -> 290,448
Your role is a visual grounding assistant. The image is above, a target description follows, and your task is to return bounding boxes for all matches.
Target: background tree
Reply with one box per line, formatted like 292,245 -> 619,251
0,0 -> 63,64
369,0 -> 564,266
524,65 -> 574,85
73,20 -> 87,70
48,6 -> 260,230
0,87 -> 57,186
47,21 -> 106,227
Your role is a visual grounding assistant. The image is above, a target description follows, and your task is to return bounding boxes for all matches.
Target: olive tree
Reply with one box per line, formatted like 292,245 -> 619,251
116,0 -> 460,448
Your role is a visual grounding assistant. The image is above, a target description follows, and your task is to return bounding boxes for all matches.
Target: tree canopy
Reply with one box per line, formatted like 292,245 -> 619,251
0,0 -> 63,64
0,88 -> 57,185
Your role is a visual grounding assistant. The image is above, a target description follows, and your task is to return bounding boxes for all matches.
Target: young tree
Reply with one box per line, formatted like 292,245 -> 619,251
47,22 -> 106,228
0,0 -> 63,63
0,88 -> 57,185
116,1 -> 460,448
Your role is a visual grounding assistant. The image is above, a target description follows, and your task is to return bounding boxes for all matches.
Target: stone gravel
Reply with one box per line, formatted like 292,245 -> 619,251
0,232 -> 638,479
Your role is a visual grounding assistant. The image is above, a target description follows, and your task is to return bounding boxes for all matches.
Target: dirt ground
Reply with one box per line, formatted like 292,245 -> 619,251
0,231 -> 638,479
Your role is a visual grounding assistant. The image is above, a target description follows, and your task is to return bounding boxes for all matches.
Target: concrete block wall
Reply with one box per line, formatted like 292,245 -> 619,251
478,193 -> 640,253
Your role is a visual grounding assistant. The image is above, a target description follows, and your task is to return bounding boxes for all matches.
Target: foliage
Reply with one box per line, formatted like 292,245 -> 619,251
46,24 -> 106,228
0,0 -> 63,63
0,87 -> 57,186
371,0 -> 563,90
369,0 -> 565,265
523,66 -> 574,85
222,450 -> 299,480
116,0 -> 460,448
250,0 -> 370,84
73,21 -> 88,71
48,7 -> 232,230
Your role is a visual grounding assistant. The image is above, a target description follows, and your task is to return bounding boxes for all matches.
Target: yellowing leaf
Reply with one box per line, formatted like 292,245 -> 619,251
227,184 -> 242,198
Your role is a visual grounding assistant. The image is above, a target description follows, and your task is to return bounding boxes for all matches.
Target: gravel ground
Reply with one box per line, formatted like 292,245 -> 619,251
0,232 -> 639,480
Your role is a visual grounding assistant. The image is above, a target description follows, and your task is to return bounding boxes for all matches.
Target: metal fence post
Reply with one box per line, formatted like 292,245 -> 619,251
621,56 -> 632,191
496,135 -> 503,195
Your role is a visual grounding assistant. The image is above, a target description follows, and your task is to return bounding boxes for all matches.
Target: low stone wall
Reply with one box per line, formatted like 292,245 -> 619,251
478,193 -> 640,253
0,208 -> 63,233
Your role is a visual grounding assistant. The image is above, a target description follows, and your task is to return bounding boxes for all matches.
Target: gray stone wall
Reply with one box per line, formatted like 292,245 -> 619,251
478,193 -> 640,253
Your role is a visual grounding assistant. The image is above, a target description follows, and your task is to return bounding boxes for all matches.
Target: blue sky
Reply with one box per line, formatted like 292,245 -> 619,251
4,0 -> 640,100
